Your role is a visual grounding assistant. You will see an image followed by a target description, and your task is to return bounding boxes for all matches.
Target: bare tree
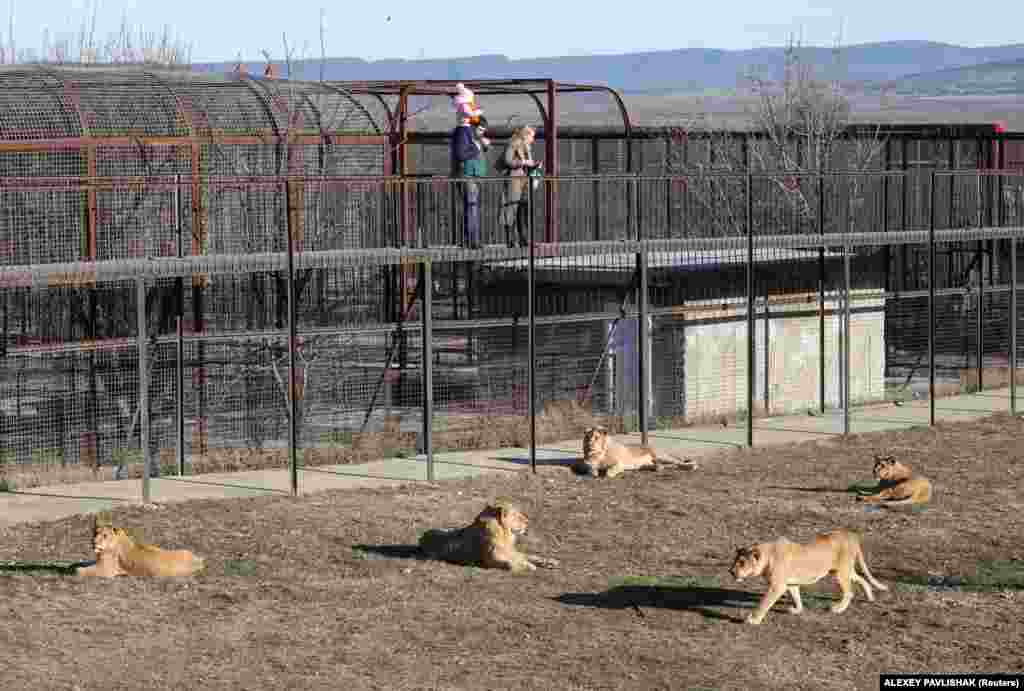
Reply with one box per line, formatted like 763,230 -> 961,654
655,37 -> 889,236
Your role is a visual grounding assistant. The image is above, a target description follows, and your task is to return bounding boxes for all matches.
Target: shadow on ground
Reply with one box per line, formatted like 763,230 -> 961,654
351,544 -> 424,561
764,485 -> 853,494
766,479 -> 883,494
488,450 -> 580,469
554,583 -> 762,623
0,559 -> 94,576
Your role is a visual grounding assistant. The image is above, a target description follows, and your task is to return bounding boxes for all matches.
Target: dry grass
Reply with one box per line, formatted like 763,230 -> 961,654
0,398 -> 606,491
1,413 -> 1022,690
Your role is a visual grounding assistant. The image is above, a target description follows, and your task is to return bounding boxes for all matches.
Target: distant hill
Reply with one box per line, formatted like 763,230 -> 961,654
191,41 -> 1024,94
868,57 -> 1024,95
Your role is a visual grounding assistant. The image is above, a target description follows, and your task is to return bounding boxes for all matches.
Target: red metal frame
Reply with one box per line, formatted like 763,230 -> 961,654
326,78 -> 636,244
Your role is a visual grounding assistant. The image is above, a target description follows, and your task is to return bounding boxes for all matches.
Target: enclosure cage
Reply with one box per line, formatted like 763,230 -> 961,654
2,68 -> 1024,490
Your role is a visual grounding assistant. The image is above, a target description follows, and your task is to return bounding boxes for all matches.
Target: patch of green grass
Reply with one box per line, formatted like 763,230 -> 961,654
112,447 -> 143,465
30,448 -> 64,465
223,559 -> 258,577
0,477 -> 13,492
798,590 -> 842,609
970,560 -> 1024,591
0,448 -> 14,465
892,560 -> 1024,593
892,580 -> 932,594
609,574 -> 722,589
321,430 -> 354,447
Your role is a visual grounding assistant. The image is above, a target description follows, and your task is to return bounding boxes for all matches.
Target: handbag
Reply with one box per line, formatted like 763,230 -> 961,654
528,164 -> 543,191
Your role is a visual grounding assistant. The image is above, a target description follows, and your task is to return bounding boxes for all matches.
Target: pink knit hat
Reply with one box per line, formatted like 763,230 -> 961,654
452,82 -> 482,122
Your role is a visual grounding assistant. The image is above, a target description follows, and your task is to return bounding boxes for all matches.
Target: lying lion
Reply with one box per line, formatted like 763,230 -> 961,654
856,455 -> 932,507
729,528 -> 887,625
76,516 -> 206,578
574,425 -> 698,478
418,499 -> 559,573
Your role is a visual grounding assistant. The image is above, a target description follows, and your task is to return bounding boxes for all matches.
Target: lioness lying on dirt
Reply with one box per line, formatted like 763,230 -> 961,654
856,455 -> 932,507
729,528 -> 887,625
76,516 -> 206,578
418,499 -> 559,573
574,426 -> 698,478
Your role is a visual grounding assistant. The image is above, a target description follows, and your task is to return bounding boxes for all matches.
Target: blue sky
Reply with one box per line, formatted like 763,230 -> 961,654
9,0 -> 1024,63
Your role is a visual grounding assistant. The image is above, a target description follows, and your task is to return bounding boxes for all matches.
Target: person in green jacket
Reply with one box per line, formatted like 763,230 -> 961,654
450,86 -> 488,249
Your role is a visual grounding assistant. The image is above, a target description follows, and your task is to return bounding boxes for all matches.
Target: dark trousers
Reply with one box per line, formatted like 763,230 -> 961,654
461,179 -> 481,248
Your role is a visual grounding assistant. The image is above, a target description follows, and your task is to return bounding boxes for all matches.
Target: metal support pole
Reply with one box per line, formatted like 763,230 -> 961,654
929,170 -> 937,426
174,174 -> 185,476
977,252 -> 985,392
527,182 -> 537,473
843,238 -> 852,436
883,140 -> 891,294
746,172 -> 754,447
421,259 -> 434,481
818,173 -> 826,414
637,242 -> 649,445
285,182 -> 299,496
136,278 -> 150,504
544,79 -> 558,244
977,171 -> 985,392
591,137 -> 601,240
175,315 -> 185,476
900,138 -> 909,291
1012,236 -> 1018,416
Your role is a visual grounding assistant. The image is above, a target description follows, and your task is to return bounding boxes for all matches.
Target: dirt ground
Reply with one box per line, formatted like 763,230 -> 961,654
1,414 -> 1022,691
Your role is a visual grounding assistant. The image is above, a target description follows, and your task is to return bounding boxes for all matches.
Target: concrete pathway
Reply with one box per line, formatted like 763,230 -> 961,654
1,389 -> 1015,528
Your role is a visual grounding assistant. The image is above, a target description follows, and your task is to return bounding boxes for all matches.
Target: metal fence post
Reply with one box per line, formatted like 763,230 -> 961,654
746,171 -> 755,447
1012,235 -> 1018,416
136,278 -> 151,504
421,258 -> 434,482
285,181 -> 299,496
977,171 -> 985,392
637,180 -> 649,445
528,180 -> 537,473
174,174 -> 185,476
929,170 -> 937,426
843,223 -> 852,437
818,173 -> 826,414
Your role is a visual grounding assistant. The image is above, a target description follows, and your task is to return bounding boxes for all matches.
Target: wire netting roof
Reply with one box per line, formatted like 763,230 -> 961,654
0,65 -> 388,142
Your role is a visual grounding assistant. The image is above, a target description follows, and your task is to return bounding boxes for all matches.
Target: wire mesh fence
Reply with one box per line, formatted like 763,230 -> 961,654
2,170 -> 1024,501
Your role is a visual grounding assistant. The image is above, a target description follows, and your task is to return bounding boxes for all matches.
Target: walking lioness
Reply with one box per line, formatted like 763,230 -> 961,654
729,528 -> 887,625
575,426 -> 697,478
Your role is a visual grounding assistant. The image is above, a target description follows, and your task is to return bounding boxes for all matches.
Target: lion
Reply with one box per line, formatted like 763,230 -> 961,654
76,516 -> 206,578
574,426 -> 698,478
418,499 -> 559,573
729,528 -> 887,625
856,455 -> 932,507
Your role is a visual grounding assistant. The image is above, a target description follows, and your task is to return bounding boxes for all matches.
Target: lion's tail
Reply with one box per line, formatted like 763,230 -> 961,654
854,541 -> 888,591
189,554 -> 207,576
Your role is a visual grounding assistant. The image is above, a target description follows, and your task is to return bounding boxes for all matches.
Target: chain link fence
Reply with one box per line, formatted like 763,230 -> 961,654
1,169 -> 1023,500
